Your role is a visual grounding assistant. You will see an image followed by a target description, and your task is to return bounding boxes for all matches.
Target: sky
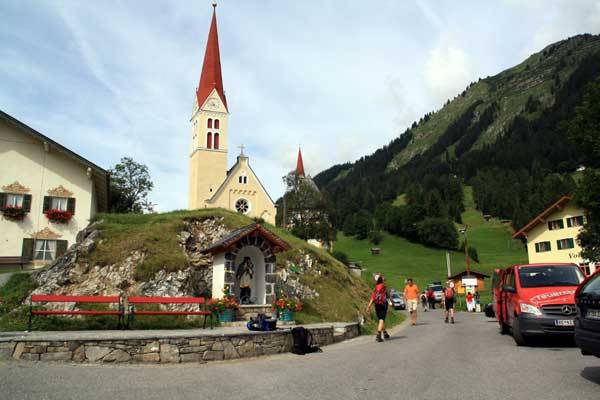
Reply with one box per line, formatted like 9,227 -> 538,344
1,0 -> 599,211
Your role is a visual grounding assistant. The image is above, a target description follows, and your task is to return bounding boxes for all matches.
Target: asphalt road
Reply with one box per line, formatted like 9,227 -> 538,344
1,308 -> 599,400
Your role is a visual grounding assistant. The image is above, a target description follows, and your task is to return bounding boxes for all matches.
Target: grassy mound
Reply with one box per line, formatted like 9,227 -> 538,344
0,209 -> 403,333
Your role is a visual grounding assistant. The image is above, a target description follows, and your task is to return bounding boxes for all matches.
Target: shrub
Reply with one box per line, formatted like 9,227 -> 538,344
417,218 -> 459,249
332,250 -> 349,265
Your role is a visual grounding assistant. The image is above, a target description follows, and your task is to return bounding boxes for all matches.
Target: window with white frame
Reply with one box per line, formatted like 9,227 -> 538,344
34,240 -> 56,261
51,197 -> 68,211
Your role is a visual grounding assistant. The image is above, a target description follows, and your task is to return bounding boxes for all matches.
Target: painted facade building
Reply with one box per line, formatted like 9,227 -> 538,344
188,5 -> 276,225
0,111 -> 109,267
513,196 -> 597,275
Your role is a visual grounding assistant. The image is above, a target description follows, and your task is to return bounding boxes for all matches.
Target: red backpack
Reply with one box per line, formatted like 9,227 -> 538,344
374,285 -> 387,305
445,287 -> 455,299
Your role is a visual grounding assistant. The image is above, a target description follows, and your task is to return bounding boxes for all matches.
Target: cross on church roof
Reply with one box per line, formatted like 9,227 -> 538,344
238,144 -> 245,156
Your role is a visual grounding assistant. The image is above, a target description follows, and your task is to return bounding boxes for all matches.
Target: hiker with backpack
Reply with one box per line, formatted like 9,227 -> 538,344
366,275 -> 391,342
442,280 -> 456,324
404,278 -> 419,326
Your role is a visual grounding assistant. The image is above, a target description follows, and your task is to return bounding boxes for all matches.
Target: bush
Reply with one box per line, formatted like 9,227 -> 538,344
332,250 -> 349,265
459,241 -> 480,263
417,218 -> 459,249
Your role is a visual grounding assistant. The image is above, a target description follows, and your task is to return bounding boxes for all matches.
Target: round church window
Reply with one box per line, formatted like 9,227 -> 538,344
235,198 -> 250,214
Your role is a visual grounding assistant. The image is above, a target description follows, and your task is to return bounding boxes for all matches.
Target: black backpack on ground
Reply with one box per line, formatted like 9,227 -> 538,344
291,327 -> 322,355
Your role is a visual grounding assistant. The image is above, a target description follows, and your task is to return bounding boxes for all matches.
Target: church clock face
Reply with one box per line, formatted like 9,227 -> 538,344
206,98 -> 219,110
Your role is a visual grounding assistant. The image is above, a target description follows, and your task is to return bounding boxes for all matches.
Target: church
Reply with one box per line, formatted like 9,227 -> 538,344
188,4 -> 276,225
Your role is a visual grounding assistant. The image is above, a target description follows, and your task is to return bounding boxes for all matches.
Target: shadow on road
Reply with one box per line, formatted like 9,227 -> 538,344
581,367 -> 600,385
385,335 -> 407,341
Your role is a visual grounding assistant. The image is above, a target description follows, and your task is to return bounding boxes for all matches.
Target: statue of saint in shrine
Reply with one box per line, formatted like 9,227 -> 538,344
236,256 -> 254,304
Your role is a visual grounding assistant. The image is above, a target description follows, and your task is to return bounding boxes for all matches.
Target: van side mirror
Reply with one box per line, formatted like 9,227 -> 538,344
502,285 -> 516,293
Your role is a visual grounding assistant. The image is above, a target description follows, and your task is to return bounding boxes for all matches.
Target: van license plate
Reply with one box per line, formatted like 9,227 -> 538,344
554,320 -> 574,327
587,309 -> 600,320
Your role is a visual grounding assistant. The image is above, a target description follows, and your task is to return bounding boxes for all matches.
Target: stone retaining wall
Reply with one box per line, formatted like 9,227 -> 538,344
0,324 -> 359,364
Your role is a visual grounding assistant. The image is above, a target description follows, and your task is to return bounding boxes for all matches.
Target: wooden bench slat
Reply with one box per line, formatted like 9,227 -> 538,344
31,310 -> 122,315
128,296 -> 205,304
31,295 -> 120,303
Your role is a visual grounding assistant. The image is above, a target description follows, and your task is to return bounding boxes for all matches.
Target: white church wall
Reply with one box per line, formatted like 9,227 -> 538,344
211,253 -> 226,299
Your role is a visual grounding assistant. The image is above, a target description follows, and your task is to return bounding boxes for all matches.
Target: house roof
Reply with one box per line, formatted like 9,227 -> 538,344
202,223 -> 291,254
0,110 -> 110,212
448,269 -> 490,279
196,5 -> 228,112
512,195 -> 572,239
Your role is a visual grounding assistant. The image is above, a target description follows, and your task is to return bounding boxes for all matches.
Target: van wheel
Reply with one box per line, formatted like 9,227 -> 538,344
500,321 -> 510,335
512,318 -> 528,346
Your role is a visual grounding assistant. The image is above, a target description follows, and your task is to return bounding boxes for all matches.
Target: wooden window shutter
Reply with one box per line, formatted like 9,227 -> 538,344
547,241 -> 551,251
0,192 -> 5,207
569,238 -> 575,248
23,194 -> 32,212
43,196 -> 52,212
559,219 -> 564,229
22,238 -> 34,260
535,243 -> 540,253
56,240 -> 68,257
67,197 -> 76,215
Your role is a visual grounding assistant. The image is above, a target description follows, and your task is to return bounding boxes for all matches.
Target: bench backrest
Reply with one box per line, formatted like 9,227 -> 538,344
128,296 -> 205,304
0,256 -> 29,263
31,295 -> 120,303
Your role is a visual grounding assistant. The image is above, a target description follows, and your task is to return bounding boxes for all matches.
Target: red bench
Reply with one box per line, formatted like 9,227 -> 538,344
29,295 -> 124,331
127,296 -> 213,329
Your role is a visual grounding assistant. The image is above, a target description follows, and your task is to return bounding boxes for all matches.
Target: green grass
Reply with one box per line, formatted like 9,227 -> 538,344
335,187 -> 528,305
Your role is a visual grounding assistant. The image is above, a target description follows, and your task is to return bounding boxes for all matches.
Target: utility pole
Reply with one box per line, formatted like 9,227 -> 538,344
460,226 -> 470,276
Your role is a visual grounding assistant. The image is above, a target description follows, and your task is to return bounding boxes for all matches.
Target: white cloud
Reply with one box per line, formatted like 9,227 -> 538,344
425,38 -> 473,104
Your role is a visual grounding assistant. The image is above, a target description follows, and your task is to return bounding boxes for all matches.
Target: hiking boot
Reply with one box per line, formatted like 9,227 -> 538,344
376,334 -> 383,343
383,331 -> 390,339
444,318 -> 449,323
451,317 -> 455,324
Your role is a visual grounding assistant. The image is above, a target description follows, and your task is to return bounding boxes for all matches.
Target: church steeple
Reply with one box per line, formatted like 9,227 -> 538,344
295,147 -> 305,177
196,3 -> 228,112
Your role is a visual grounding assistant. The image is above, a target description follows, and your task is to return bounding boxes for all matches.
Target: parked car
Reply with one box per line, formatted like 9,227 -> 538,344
391,293 -> 406,310
494,263 -> 585,346
427,284 -> 444,303
575,269 -> 600,357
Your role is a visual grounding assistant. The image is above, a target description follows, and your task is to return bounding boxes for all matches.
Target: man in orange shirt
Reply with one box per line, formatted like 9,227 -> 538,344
404,278 -> 419,326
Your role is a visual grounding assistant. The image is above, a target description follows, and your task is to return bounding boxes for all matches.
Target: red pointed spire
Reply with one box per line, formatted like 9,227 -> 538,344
296,148 -> 305,177
197,4 -> 228,111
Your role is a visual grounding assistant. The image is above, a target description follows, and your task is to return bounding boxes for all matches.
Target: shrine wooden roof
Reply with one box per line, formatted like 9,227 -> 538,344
202,223 -> 291,254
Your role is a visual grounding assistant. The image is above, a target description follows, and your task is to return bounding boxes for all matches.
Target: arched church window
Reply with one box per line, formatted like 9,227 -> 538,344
243,176 -> 248,184
238,176 -> 243,184
207,132 -> 212,149
207,118 -> 213,129
235,198 -> 250,214
214,133 -> 220,149
214,119 -> 220,129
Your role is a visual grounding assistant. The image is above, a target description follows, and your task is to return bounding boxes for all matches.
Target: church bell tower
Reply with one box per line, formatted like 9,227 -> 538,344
189,3 -> 230,209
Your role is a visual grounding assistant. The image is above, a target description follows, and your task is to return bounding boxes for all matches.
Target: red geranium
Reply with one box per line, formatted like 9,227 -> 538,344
45,209 -> 72,223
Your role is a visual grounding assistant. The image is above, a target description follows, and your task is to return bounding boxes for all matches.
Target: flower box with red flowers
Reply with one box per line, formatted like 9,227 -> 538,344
207,297 -> 240,314
1,205 -> 26,221
45,209 -> 72,223
272,296 -> 303,312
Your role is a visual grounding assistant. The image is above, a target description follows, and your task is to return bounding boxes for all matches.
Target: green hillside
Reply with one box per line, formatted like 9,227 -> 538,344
335,188 -> 527,296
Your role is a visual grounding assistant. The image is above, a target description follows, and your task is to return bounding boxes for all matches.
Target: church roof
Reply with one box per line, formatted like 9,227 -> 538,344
296,148 -> 305,177
202,223 -> 290,254
196,5 -> 228,112
207,154 -> 276,206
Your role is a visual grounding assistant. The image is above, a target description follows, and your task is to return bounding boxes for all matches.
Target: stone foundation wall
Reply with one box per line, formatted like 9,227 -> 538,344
0,324 -> 359,364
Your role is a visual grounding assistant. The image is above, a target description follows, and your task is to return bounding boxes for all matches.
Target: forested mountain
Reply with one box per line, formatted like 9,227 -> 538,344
314,34 -> 600,245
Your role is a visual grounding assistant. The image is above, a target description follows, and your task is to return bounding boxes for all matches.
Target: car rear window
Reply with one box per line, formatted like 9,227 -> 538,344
518,265 -> 585,288
430,286 -> 443,291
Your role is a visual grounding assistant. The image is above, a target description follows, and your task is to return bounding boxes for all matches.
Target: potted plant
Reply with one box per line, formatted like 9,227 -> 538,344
45,209 -> 72,223
208,290 -> 240,323
272,295 -> 303,321
0,205 -> 26,221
